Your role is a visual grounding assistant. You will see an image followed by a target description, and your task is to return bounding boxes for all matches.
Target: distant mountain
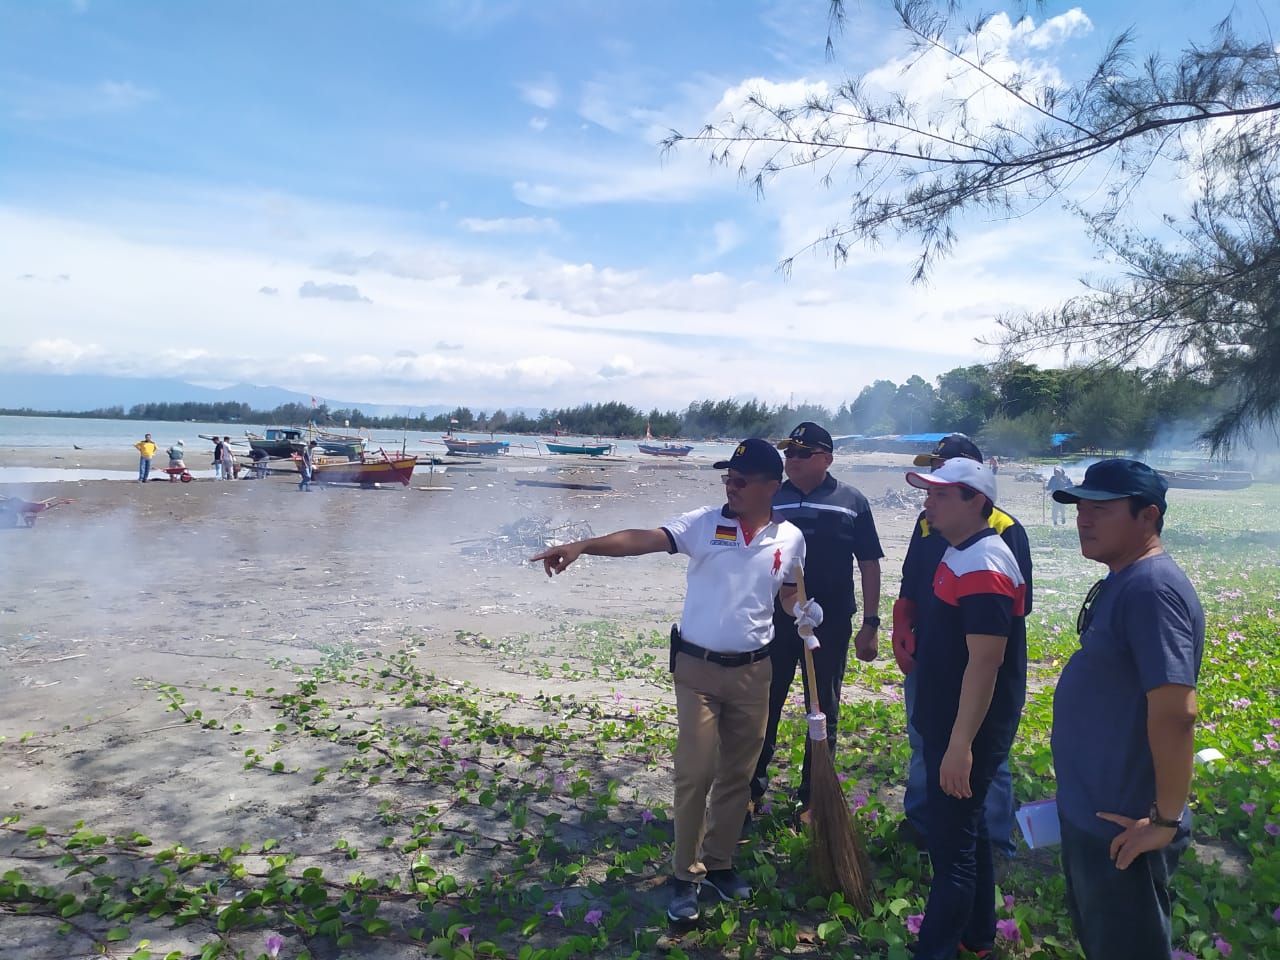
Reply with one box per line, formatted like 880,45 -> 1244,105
0,371 -> 442,417
0,372 -> 534,419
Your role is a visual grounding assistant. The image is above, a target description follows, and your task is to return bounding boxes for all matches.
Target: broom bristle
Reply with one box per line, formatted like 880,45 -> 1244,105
807,737 -> 874,916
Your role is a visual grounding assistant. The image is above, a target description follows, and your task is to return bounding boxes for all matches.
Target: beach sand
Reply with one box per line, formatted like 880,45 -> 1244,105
0,454 -> 1056,957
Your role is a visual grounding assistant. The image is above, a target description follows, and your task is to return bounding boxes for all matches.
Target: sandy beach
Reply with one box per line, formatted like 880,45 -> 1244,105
0,452 -> 1072,958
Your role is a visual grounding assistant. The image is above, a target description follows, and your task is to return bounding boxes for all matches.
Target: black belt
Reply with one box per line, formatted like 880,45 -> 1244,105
675,638 -> 770,668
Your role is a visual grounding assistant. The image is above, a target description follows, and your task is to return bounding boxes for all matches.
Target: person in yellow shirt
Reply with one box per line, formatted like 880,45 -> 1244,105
134,434 -> 157,483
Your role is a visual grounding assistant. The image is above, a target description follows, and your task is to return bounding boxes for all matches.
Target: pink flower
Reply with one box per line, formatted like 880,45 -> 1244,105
458,926 -> 474,943
1214,934 -> 1232,955
584,909 -> 604,928
996,918 -> 1020,941
1240,802 -> 1256,816
906,914 -> 924,935
546,902 -> 563,918
440,736 -> 453,748
265,935 -> 284,959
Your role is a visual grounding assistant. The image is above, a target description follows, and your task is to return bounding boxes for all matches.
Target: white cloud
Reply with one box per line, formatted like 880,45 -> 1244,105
298,280 -> 371,303
458,215 -> 560,234
519,78 -> 559,110
711,220 -> 742,257
1022,9 -> 1093,50
97,80 -> 156,111
528,116 -> 548,132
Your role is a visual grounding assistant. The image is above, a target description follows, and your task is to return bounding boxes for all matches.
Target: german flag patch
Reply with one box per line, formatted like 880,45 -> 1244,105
714,524 -> 737,542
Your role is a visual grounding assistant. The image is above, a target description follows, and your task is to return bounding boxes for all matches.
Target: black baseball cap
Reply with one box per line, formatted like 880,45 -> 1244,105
1052,458 -> 1168,515
777,421 -> 833,453
714,438 -> 784,478
912,433 -> 983,467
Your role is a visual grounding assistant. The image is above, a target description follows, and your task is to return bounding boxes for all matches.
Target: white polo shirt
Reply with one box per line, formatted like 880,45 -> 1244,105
662,505 -> 807,653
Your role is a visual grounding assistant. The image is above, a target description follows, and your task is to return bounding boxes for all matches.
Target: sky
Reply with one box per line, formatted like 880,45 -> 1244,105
0,0 -> 1249,413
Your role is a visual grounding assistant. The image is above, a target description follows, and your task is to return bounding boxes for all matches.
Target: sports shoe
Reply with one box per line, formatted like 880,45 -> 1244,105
666,879 -> 700,922
703,868 -> 751,902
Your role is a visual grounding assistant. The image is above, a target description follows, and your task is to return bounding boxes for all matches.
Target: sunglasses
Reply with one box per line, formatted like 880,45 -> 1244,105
1076,578 -> 1107,634
784,448 -> 817,460
721,474 -> 771,489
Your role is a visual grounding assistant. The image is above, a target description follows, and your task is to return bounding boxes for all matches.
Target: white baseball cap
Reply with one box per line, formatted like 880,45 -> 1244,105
906,456 -> 997,503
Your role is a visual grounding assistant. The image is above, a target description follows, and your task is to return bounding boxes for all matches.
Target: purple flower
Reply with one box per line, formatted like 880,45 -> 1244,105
458,926 -> 474,943
265,934 -> 284,959
547,902 -> 563,919
906,914 -> 924,936
850,793 -> 868,812
996,918 -> 1020,941
440,736 -> 453,748
584,908 -> 604,928
1172,951 -> 1194,960
640,808 -> 656,825
553,774 -> 567,792
760,802 -> 772,814
1273,905 -> 1280,922
1266,822 -> 1279,837
1241,802 -> 1256,816
1003,894 -> 1015,913
1215,934 -> 1232,956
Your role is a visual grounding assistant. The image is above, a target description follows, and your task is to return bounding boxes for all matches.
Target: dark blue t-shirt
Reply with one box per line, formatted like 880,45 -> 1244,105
911,528 -> 1028,753
1051,553 -> 1205,836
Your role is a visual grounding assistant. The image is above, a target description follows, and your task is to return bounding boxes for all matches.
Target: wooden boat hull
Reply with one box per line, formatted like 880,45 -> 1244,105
544,441 -> 613,456
443,439 -> 509,456
304,457 -> 416,486
638,443 -> 693,457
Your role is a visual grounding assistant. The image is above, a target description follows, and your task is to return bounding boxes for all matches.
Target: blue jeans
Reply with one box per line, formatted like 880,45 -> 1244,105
914,738 -> 1006,959
1060,815 -> 1189,960
904,670 -> 1016,855
138,457 -> 152,482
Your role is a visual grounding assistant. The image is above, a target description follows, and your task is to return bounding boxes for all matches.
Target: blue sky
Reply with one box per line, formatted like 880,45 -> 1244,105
0,0 -> 1247,412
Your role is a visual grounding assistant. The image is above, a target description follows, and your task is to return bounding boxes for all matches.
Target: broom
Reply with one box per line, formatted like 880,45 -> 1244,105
793,565 -> 874,916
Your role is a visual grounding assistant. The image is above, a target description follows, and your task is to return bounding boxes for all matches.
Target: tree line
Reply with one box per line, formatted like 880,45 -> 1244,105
0,360 -> 1229,456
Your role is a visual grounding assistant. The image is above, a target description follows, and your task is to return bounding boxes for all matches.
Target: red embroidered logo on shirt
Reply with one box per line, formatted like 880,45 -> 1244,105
772,549 -> 782,574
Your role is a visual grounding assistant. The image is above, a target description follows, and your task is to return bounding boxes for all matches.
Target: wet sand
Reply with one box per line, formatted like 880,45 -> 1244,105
0,454 -> 1062,957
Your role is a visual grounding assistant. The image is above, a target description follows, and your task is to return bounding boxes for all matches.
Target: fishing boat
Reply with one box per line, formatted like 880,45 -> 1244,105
247,426 -> 365,459
303,450 -> 417,486
1157,469 -> 1254,491
638,442 -> 694,457
442,437 -> 510,456
543,440 -> 614,456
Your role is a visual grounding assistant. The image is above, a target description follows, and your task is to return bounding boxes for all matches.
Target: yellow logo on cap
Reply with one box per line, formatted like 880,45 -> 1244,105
736,444 -> 746,457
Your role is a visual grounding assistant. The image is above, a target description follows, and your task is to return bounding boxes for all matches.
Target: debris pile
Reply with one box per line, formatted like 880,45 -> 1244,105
461,516 -> 597,564
870,488 -> 923,511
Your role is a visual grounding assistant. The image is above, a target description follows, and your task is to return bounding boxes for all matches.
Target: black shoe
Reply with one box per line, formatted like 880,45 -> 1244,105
703,868 -> 751,902
666,879 -> 700,922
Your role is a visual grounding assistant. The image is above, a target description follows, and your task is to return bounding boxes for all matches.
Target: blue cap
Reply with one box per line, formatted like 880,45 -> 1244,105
714,438 -> 784,478
1052,458 -> 1168,514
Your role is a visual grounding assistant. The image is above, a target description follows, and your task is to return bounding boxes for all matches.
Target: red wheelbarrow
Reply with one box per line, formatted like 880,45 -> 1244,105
0,496 -> 76,528
162,466 -> 195,483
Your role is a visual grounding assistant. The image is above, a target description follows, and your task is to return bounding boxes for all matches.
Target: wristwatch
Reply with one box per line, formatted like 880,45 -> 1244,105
862,615 -> 881,627
1148,802 -> 1182,829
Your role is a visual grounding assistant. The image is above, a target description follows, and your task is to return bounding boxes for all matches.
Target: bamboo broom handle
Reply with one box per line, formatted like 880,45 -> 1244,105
793,566 -> 824,722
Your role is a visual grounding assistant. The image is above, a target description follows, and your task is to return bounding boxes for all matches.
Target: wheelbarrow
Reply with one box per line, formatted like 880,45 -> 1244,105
0,496 -> 76,528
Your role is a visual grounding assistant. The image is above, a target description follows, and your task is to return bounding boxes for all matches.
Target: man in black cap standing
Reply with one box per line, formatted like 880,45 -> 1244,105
750,421 -> 884,827
530,439 -> 814,923
1050,460 -> 1204,960
893,434 -> 1032,855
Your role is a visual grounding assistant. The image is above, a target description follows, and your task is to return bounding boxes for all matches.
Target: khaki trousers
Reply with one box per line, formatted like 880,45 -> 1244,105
672,652 -> 771,881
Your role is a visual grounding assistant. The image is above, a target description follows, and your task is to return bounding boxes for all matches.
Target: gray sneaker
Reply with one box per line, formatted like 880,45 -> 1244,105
666,879 -> 700,922
704,868 -> 751,902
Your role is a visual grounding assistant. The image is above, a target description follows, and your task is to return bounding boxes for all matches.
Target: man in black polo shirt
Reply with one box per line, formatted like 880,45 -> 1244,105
750,421 -> 883,826
893,434 -> 1032,856
903,457 -> 1027,960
